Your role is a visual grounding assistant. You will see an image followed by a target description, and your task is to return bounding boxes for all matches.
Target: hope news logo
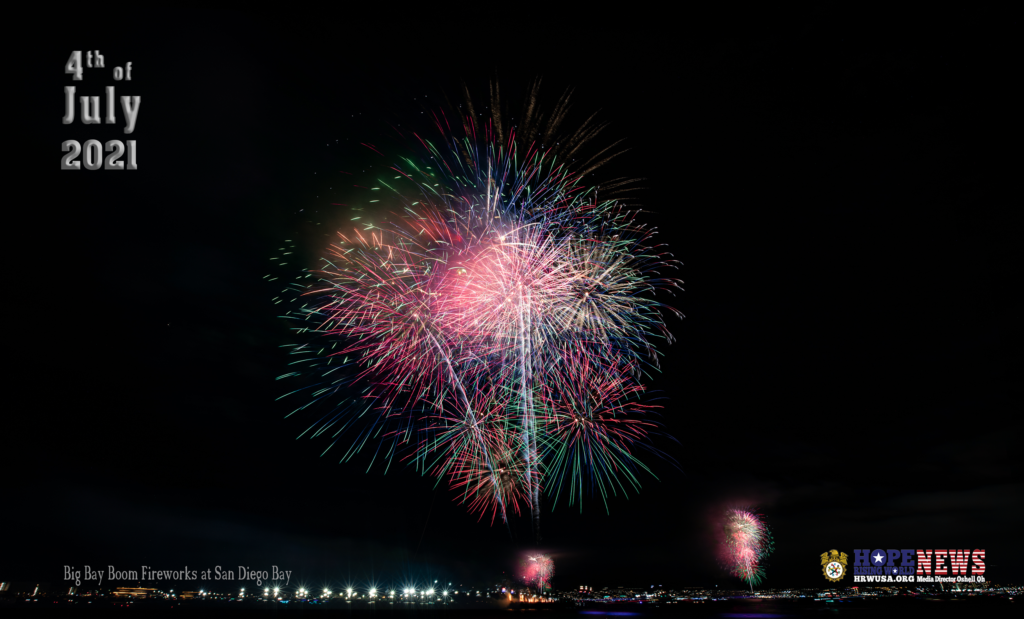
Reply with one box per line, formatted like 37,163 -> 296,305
820,549 -> 986,583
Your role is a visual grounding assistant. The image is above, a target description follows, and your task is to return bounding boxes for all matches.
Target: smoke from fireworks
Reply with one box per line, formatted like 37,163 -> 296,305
275,82 -> 682,541
719,508 -> 774,590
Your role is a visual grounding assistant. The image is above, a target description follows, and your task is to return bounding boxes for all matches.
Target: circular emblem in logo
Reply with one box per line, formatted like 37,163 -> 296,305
821,549 -> 848,582
826,561 -> 844,579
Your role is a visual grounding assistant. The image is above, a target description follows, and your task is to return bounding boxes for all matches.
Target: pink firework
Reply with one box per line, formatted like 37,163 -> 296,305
718,508 -> 774,590
521,554 -> 555,591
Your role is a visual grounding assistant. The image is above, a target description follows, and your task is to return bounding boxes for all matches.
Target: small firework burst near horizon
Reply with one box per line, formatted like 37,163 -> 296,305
719,508 -> 774,590
275,82 -> 683,541
521,554 -> 555,591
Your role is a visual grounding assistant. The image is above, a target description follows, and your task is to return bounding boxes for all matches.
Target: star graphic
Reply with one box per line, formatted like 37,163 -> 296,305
892,568 -> 898,574
873,553 -> 885,564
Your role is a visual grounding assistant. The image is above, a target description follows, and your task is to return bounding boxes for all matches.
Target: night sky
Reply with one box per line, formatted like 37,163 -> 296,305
9,9 -> 1017,591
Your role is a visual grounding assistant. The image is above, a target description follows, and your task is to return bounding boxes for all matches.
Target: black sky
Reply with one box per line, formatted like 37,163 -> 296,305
8,8 -> 1018,591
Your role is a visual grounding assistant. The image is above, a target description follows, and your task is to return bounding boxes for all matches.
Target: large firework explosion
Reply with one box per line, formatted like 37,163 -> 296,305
275,81 -> 682,541
719,508 -> 774,590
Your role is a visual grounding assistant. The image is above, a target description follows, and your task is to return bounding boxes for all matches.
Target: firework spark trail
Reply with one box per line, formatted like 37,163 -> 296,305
721,508 -> 774,591
278,93 -> 683,540
447,225 -> 581,537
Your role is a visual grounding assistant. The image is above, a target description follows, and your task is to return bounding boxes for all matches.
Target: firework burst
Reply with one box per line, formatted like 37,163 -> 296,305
521,554 -> 555,591
719,508 -> 774,590
276,84 -> 682,540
